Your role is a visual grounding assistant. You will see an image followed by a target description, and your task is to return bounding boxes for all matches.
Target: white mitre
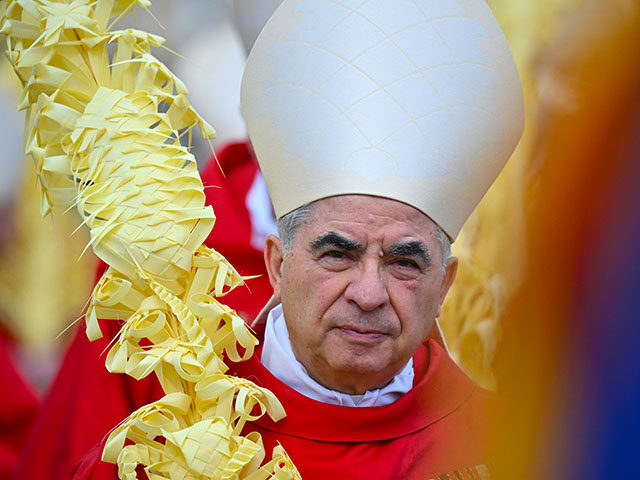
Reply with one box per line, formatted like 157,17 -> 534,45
241,0 -> 524,240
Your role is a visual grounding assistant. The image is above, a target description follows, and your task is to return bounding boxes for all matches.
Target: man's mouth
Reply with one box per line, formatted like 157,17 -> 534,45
334,325 -> 387,342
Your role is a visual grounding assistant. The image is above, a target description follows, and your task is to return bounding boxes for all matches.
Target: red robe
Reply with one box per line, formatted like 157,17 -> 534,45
197,142 -> 275,320
230,331 -> 499,479
71,321 -> 499,480
13,142 -> 274,480
0,334 -> 39,479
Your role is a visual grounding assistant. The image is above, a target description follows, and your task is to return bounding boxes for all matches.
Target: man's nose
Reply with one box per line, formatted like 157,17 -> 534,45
344,261 -> 389,311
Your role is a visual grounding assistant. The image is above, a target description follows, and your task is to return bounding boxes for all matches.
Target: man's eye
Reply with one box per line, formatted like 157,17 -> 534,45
317,250 -> 352,270
394,258 -> 418,269
324,250 -> 347,259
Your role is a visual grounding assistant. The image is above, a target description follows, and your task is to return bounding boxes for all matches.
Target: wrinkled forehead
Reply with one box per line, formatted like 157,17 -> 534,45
304,194 -> 440,240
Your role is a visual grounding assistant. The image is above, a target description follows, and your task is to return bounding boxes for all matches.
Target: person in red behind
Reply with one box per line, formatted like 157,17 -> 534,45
0,331 -> 38,479
70,0 -> 525,478
12,141 -> 274,480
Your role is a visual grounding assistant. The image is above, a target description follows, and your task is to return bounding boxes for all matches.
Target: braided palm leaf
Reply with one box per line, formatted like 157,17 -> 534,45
0,0 -> 301,478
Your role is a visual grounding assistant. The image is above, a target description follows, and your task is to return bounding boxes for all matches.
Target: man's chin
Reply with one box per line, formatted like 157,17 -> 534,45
329,355 -> 395,385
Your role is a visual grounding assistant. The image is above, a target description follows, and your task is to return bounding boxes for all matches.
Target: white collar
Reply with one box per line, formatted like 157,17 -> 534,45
261,304 -> 414,407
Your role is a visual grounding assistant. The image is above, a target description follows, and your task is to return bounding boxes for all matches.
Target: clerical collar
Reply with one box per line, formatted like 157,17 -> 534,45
261,303 -> 414,407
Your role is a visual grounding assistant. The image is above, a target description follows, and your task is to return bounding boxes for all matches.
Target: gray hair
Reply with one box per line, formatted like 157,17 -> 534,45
277,202 -> 314,255
433,224 -> 452,274
277,201 -> 452,271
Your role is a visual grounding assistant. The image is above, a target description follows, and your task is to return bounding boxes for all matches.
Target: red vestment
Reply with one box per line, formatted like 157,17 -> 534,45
71,321 -> 498,480
230,330 -> 499,479
13,142 -> 274,480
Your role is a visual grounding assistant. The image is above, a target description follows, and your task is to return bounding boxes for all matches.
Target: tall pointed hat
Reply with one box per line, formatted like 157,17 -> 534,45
241,0 -> 524,240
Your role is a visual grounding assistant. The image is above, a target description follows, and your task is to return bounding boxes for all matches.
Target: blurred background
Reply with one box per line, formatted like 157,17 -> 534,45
0,0 -> 638,478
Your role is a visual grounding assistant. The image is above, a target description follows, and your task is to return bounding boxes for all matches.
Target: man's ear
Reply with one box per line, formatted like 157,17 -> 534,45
436,256 -> 458,317
264,233 -> 284,301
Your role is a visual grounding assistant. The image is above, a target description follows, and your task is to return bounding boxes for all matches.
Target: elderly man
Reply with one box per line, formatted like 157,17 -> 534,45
72,0 -> 523,478
225,0 -> 524,478
264,195 -> 457,398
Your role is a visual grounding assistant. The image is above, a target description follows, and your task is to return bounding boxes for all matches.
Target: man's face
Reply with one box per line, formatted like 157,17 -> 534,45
264,195 -> 457,394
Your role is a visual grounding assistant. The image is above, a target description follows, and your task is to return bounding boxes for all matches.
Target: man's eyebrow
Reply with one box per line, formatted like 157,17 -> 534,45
387,241 -> 431,266
310,232 -> 363,252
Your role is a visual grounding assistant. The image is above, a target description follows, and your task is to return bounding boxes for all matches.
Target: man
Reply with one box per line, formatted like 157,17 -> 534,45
226,202 -> 494,479
73,0 -> 523,478
263,195 -> 457,399
227,0 -> 523,477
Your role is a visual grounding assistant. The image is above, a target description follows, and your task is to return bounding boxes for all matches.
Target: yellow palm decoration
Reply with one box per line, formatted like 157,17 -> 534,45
0,0 -> 301,478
